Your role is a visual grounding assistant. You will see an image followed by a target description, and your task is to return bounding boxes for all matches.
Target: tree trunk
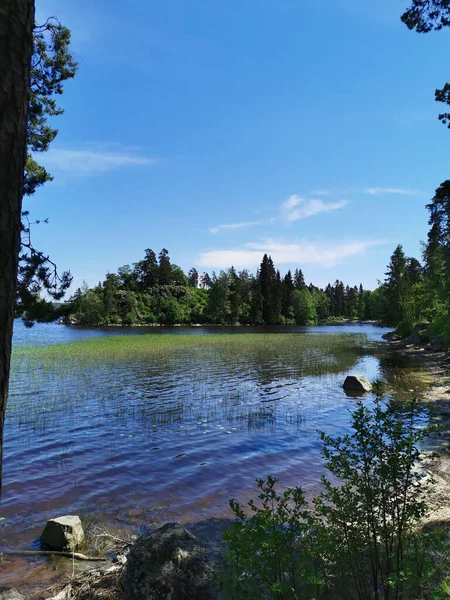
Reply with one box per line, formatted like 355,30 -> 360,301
0,0 -> 34,494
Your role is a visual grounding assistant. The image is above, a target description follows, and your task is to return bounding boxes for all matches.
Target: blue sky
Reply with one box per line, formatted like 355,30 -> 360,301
30,0 -> 450,291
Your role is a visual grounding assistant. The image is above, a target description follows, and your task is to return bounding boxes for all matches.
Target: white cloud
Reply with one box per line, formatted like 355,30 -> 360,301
41,146 -> 157,176
209,220 -> 264,234
362,187 -> 425,196
282,195 -> 349,222
197,238 -> 385,269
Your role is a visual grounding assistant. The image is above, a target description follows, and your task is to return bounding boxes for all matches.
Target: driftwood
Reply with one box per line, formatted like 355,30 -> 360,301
0,549 -> 107,561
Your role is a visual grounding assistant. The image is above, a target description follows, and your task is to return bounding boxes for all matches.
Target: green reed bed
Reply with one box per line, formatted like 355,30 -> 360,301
8,333 -> 370,432
12,332 -> 368,375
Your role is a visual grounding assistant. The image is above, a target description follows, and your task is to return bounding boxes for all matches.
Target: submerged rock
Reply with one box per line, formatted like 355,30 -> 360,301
343,375 -> 372,393
123,522 -> 216,600
40,515 -> 84,552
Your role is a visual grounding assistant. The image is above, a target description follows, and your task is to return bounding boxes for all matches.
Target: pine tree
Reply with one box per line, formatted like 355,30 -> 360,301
135,249 -> 159,290
0,0 -> 35,494
158,249 -> 172,285
16,19 -> 77,324
188,268 -> 199,288
424,181 -> 450,296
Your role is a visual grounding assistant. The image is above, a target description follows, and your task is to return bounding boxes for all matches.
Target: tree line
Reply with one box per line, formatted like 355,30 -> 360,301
64,247 -> 411,327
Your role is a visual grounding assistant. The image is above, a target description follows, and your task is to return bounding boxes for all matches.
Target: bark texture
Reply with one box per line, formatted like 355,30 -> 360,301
0,0 -> 34,492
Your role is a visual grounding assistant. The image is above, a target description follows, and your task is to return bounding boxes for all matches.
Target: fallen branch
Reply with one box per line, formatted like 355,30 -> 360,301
0,549 -> 107,561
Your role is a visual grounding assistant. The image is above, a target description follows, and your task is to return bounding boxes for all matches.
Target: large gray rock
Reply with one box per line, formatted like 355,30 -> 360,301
40,515 -> 84,552
123,522 -> 216,600
343,375 -> 372,393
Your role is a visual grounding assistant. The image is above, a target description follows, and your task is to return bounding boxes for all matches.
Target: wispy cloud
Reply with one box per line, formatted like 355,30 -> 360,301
362,187 -> 425,196
42,145 -> 157,177
282,195 -> 349,222
311,189 -> 330,196
198,238 -> 385,269
209,220 -> 264,234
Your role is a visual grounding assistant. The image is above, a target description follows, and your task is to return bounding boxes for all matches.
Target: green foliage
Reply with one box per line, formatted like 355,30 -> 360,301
222,398 -> 447,600
291,289 -> 317,325
315,398 -> 435,599
401,0 -> 450,33
220,476 -> 319,600
382,245 -> 409,327
69,249 -> 373,327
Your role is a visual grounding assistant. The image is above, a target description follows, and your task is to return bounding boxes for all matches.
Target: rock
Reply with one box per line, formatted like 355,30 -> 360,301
343,375 -> 372,393
188,517 -> 233,566
0,589 -> 26,600
382,331 -> 401,342
400,322 -> 431,347
40,515 -> 84,552
123,522 -> 216,600
431,335 -> 445,351
113,553 -> 127,565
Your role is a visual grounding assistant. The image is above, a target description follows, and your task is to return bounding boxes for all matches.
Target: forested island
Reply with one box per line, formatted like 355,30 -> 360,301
57,242 -> 427,334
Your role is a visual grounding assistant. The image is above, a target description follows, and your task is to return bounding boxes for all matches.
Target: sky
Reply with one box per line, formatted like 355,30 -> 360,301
29,0 -> 450,292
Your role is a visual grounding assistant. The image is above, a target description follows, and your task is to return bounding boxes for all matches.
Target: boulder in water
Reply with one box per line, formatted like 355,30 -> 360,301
40,515 -> 84,552
343,375 -> 372,393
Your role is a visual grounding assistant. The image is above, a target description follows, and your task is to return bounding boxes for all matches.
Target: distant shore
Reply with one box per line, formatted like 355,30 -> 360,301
59,318 -> 384,328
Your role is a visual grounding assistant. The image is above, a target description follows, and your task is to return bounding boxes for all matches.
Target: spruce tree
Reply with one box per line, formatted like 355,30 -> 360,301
259,254 -> 278,325
383,245 -> 408,327
281,270 -> 295,320
293,268 -> 306,290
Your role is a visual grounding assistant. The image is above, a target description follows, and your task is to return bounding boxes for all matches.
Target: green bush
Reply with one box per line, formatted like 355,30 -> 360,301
220,476 -> 321,599
396,316 -> 415,338
221,398 -> 447,600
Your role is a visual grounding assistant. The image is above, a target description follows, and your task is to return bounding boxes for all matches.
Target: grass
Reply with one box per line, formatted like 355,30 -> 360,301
7,332 -> 371,434
12,331 -> 368,373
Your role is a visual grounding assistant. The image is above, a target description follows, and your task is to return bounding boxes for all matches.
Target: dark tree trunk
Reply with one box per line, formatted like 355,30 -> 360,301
0,0 -> 34,493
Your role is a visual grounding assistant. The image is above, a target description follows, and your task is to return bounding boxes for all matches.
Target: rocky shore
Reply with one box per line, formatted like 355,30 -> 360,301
386,338 -> 450,527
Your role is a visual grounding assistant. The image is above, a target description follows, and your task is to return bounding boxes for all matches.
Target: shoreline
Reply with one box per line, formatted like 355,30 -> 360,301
58,319 -> 383,328
389,341 -> 450,525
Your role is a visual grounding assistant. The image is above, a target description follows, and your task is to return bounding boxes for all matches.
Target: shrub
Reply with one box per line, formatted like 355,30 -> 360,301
220,476 -> 320,599
221,398 -> 446,600
314,398 -> 436,599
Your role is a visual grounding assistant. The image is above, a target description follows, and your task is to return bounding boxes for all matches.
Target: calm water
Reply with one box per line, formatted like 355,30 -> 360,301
1,321 -> 422,591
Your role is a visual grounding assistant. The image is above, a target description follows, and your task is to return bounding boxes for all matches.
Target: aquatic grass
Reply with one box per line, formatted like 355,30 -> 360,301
12,332 -> 367,374
6,332 -> 370,434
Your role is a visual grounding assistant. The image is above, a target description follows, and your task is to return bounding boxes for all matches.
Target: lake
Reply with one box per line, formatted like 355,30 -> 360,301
0,321 -> 425,591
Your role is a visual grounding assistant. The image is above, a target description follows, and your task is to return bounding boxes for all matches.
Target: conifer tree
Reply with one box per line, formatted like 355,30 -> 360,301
17,19 -> 77,324
293,268 -> 306,290
0,0 -> 35,494
259,254 -> 278,325
383,245 -> 408,327
158,249 -> 172,285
